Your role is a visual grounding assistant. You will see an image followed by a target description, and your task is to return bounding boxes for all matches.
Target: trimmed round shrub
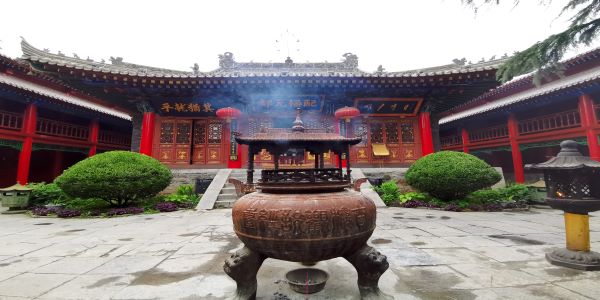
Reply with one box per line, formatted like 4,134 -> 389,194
55,151 -> 172,206
405,151 -> 501,201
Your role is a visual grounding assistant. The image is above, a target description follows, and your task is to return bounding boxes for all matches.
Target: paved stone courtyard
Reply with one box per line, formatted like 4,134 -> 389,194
0,207 -> 599,299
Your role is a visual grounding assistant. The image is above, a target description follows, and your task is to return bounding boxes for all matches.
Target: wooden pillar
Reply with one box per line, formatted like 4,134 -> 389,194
314,153 -> 320,169
578,94 -> 600,161
51,150 -> 64,179
273,149 -> 280,170
139,112 -> 155,156
247,145 -> 254,184
16,103 -> 37,185
461,128 -> 470,154
345,146 -> 351,180
88,119 -> 99,157
419,112 -> 434,156
507,114 -> 525,183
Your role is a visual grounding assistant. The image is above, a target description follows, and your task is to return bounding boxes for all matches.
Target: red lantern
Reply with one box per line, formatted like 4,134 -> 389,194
334,106 -> 360,122
216,107 -> 242,122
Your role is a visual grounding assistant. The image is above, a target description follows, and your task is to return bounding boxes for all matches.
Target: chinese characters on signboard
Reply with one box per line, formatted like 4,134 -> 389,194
354,98 -> 422,116
157,96 -> 322,115
253,96 -> 322,112
160,102 -> 215,114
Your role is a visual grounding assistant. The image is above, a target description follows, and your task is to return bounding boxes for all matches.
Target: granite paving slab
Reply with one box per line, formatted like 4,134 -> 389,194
0,208 -> 595,299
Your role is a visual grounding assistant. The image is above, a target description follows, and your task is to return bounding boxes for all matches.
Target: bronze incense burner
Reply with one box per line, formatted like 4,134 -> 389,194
223,109 -> 389,299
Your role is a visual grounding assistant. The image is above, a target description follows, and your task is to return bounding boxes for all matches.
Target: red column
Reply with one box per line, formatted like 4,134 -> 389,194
508,114 -> 525,183
16,103 -> 37,185
578,94 -> 600,161
461,128 -> 470,153
139,112 -> 156,156
88,119 -> 99,157
419,112 -> 434,156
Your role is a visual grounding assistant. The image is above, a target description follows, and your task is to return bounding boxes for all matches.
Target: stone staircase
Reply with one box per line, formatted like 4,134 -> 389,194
165,169 -> 219,194
213,169 -> 259,208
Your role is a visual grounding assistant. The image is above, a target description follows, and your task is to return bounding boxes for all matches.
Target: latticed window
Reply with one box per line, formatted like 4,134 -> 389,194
354,122 -> 368,145
385,122 -> 399,143
208,123 -> 222,144
160,122 -> 174,144
176,123 -> 191,144
193,122 -> 206,145
370,123 -> 384,143
401,123 -> 415,143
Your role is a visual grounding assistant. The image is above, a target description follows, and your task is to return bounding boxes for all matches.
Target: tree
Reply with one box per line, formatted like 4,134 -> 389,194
464,0 -> 600,83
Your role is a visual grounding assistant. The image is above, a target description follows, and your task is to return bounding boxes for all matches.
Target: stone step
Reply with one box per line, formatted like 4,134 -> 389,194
216,193 -> 238,201
220,187 -> 236,194
214,200 -> 236,209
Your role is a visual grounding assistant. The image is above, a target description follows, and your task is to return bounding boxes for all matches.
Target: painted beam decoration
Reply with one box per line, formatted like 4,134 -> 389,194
354,98 -> 423,117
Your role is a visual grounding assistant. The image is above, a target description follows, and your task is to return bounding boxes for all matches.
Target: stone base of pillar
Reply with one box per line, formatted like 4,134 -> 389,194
546,249 -> 600,271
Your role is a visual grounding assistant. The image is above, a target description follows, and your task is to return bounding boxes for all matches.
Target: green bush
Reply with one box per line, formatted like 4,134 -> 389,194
374,181 -> 400,205
465,189 -> 503,204
28,182 -> 68,205
398,191 -> 428,204
405,151 -> 501,201
55,151 -> 172,206
498,184 -> 533,202
165,184 -> 199,204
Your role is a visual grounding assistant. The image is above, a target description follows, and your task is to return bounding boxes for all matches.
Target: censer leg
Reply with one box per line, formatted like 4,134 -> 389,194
223,246 -> 266,300
345,245 -> 392,300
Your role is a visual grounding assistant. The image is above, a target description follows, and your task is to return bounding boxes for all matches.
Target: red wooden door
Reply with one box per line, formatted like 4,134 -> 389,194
192,119 -> 224,165
157,119 -> 192,164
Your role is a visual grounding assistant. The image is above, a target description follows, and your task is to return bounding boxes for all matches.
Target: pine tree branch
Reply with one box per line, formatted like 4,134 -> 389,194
496,17 -> 600,83
562,0 -> 600,25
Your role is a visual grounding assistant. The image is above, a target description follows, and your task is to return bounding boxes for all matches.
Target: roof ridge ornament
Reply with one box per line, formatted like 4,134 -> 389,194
219,52 -> 235,69
342,53 -> 358,69
110,56 -> 123,65
191,63 -> 199,75
452,58 -> 466,66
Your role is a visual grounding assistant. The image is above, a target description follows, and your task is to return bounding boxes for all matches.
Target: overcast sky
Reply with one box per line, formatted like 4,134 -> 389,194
0,0 -> 597,73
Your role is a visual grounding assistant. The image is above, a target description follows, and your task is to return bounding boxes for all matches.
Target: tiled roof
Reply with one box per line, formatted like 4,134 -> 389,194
21,38 -> 506,79
440,47 -> 600,123
0,72 -> 131,120
388,57 -> 508,77
439,64 -> 600,124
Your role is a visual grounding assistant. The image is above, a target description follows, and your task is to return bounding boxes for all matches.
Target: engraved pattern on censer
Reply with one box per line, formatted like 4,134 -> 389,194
237,206 -> 369,239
